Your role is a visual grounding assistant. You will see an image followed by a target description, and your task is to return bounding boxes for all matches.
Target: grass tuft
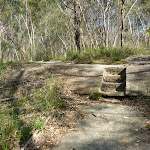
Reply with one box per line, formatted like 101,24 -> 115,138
89,92 -> 102,100
30,79 -> 68,111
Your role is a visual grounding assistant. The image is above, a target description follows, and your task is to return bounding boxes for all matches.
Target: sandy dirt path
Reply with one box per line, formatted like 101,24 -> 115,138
53,102 -> 149,150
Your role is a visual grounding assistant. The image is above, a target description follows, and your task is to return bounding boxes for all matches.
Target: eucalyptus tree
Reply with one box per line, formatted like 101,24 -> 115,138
137,0 -> 150,46
0,0 -> 149,62
121,0 -> 125,47
73,0 -> 81,51
58,0 -> 83,51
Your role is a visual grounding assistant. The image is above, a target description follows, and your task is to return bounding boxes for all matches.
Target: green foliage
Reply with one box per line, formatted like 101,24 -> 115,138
1,41 -> 12,52
0,62 -> 10,77
0,111 -> 21,150
20,117 -> 45,141
66,49 -> 91,63
147,27 -> 150,36
0,61 -> 20,77
65,46 -> 150,64
0,0 -> 149,63
28,0 -> 42,21
31,117 -> 45,131
106,47 -> 135,62
125,2 -> 137,14
89,92 -> 102,100
0,62 -> 4,76
30,79 -> 68,111
138,0 -> 150,15
34,49 -> 53,61
66,50 -> 80,61
66,50 -> 92,64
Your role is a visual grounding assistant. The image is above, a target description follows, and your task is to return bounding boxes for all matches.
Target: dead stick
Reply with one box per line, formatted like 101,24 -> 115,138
0,97 -> 18,102
21,116 -> 51,150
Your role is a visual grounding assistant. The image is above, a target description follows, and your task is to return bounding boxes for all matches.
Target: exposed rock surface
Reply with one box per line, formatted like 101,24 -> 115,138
126,65 -> 150,96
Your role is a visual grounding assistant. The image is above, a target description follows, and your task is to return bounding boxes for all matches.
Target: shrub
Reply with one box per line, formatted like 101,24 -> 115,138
66,50 -> 80,61
89,92 -> 102,100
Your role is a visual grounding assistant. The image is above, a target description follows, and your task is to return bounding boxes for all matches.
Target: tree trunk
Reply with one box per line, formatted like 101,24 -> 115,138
121,0 -> 125,48
73,0 -> 81,51
121,0 -> 125,47
0,24 -> 2,62
0,21 -> 4,62
78,1 -> 94,48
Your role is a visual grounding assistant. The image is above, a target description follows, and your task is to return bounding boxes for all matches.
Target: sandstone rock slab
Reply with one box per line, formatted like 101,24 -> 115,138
126,65 -> 150,96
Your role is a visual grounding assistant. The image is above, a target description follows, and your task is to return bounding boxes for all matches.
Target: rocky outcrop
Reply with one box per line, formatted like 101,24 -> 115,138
126,65 -> 150,96
72,63 -> 150,96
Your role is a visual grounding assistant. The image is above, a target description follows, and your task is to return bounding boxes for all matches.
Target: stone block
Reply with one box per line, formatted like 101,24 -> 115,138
126,65 -> 150,96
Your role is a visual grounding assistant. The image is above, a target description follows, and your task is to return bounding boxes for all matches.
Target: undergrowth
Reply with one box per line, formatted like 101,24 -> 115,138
0,78 -> 67,150
0,61 -> 21,78
29,78 -> 67,111
28,45 -> 150,63
65,46 -> 150,64
0,62 -> 8,77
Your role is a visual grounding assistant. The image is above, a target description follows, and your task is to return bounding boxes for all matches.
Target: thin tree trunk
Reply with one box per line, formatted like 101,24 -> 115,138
113,35 -> 118,47
80,28 -> 86,50
0,23 -> 2,62
104,11 -> 107,47
99,0 -> 111,48
106,8 -> 110,49
121,0 -> 125,48
73,0 -> 81,51
128,16 -> 132,34
58,35 -> 68,52
112,0 -> 138,47
0,21 -> 4,62
78,1 -> 94,48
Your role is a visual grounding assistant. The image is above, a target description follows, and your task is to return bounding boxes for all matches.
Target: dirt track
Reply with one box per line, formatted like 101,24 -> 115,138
53,103 -> 150,150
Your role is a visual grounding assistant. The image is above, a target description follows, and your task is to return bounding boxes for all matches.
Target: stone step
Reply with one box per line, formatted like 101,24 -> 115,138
103,75 -> 123,83
104,67 -> 126,75
99,90 -> 125,96
101,82 -> 125,92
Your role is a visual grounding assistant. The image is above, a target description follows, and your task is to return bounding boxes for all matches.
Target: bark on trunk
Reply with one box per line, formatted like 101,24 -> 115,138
0,25 -> 2,62
73,0 -> 81,51
121,0 -> 125,48
0,21 -> 4,62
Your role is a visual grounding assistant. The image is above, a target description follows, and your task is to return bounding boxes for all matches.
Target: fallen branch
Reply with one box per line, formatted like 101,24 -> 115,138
21,115 -> 52,150
0,97 -> 18,102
